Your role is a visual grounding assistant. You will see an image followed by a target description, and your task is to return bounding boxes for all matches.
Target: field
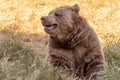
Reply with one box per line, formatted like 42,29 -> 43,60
0,0 -> 120,80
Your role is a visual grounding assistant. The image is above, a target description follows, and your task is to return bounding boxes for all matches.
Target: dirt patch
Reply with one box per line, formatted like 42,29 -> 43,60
0,31 -> 48,55
0,32 -> 6,44
20,33 -> 48,55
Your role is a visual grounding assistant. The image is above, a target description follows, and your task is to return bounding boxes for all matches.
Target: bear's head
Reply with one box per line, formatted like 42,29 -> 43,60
41,4 -> 81,40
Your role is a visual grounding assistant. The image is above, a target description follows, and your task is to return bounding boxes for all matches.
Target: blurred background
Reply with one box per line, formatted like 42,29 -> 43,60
0,0 -> 120,80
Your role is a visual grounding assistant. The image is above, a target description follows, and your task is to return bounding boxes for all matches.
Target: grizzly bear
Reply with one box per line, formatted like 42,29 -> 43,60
41,4 -> 105,80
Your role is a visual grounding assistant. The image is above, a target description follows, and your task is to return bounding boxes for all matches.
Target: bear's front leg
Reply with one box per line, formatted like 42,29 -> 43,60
49,45 -> 76,74
84,52 -> 105,80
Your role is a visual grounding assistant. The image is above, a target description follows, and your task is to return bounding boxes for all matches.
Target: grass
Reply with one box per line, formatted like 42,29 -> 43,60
0,0 -> 120,80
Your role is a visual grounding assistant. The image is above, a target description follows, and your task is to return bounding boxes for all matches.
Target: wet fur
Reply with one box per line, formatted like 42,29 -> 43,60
42,4 -> 105,80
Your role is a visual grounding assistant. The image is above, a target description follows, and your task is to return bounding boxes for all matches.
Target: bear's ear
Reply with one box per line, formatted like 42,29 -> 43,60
71,4 -> 80,13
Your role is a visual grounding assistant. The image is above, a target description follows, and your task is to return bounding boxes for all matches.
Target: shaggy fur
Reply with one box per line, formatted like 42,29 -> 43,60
41,4 -> 105,80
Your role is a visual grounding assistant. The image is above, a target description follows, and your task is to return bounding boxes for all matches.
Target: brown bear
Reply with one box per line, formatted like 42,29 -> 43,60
41,4 -> 105,80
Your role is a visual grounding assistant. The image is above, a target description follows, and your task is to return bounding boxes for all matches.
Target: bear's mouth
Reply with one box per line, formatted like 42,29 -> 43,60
44,23 -> 57,30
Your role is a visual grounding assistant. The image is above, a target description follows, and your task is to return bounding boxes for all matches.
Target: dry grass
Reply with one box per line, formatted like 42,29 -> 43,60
0,0 -> 120,80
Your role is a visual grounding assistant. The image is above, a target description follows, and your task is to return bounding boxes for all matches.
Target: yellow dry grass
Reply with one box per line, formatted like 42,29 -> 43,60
0,0 -> 120,46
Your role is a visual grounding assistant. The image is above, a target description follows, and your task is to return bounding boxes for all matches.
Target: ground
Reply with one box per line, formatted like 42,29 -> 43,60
0,0 -> 120,80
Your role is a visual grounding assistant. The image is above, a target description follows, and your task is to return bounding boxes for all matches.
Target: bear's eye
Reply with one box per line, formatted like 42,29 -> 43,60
55,12 -> 61,17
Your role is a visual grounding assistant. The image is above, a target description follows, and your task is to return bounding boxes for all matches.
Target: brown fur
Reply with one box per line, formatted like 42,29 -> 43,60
41,4 -> 105,80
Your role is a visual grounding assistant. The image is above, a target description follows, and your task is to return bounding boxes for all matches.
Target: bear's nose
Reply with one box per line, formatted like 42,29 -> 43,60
41,17 -> 46,21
